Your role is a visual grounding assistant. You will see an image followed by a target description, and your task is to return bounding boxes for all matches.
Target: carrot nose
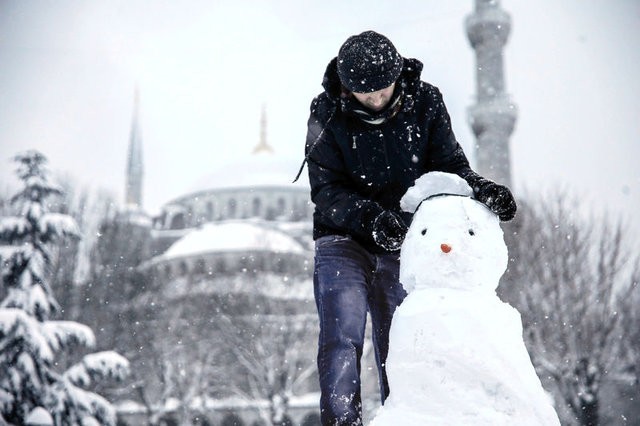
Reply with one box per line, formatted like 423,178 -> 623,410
440,243 -> 452,253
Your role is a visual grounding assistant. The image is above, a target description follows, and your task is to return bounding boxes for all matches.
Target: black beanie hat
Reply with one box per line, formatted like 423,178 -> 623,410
337,30 -> 403,93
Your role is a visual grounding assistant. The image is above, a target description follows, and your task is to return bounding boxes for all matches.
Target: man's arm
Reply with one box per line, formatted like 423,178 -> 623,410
306,105 -> 385,242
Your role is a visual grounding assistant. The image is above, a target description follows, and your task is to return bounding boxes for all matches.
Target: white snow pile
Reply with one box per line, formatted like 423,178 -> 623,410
369,172 -> 560,426
24,406 -> 53,425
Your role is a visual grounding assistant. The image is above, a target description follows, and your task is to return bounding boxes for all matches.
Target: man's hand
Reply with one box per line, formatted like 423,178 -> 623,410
473,180 -> 517,221
372,210 -> 408,251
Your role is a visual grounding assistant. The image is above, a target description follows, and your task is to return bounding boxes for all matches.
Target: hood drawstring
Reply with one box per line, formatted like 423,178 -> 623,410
292,158 -> 306,184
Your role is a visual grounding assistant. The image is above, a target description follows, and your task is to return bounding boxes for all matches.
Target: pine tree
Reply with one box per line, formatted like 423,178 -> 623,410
0,150 -> 129,425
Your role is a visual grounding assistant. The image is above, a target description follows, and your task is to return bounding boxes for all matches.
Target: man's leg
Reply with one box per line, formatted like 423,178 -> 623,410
367,253 -> 406,403
314,236 -> 372,425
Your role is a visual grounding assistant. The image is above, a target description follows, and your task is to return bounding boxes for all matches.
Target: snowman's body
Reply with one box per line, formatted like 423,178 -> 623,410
369,173 -> 559,426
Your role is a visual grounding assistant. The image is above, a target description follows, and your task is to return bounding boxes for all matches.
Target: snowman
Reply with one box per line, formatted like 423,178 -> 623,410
369,172 -> 560,426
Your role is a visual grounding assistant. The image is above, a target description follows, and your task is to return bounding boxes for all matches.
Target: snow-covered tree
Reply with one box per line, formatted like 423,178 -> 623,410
217,308 -> 318,426
501,194 -> 640,426
48,178 -> 120,320
121,298 -> 223,425
0,150 -> 129,425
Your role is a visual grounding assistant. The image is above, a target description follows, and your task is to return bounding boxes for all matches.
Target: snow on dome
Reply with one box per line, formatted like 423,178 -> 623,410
160,221 -> 306,260
187,153 -> 308,194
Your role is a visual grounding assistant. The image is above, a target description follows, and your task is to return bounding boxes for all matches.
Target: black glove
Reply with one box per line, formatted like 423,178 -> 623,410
372,210 -> 408,251
470,178 -> 517,222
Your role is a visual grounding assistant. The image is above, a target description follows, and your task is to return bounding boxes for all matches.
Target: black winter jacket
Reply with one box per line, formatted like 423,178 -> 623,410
304,57 -> 475,253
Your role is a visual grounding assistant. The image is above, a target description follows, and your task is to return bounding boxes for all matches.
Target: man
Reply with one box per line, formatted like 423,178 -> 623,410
297,30 -> 516,425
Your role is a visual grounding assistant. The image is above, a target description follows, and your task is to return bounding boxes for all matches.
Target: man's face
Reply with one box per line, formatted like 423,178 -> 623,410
352,82 -> 396,112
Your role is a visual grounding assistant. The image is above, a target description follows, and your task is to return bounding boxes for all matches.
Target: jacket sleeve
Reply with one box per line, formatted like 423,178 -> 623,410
424,86 -> 478,181
305,99 -> 384,241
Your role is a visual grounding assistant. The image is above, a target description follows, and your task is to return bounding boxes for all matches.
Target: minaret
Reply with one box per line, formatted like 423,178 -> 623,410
126,87 -> 144,207
252,104 -> 274,154
466,0 -> 517,188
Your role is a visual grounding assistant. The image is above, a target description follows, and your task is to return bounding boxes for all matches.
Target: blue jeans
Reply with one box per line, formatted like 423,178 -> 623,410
313,235 -> 406,426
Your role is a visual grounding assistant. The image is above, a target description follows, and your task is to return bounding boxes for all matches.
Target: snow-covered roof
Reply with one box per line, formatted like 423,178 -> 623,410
159,221 -> 306,260
186,152 -> 308,194
119,204 -> 152,227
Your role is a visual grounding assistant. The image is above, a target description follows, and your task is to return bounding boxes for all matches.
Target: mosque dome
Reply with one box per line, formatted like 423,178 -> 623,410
160,221 -> 306,261
153,134 -> 312,232
150,105 -> 313,257
142,220 -> 310,280
186,151 -> 308,194
184,104 -> 308,195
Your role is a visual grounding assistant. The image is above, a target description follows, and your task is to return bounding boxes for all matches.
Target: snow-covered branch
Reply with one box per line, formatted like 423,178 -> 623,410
43,320 -> 96,353
0,308 -> 54,363
0,217 -> 31,243
39,213 -> 81,242
64,351 -> 130,388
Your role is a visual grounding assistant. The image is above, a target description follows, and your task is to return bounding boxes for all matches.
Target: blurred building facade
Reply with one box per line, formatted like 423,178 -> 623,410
113,101 -> 321,426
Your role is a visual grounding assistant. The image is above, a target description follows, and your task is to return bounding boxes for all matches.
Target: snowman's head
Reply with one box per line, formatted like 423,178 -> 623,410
399,172 -> 508,293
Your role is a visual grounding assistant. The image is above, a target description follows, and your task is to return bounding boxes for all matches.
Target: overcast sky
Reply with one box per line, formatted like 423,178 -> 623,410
0,0 -> 638,235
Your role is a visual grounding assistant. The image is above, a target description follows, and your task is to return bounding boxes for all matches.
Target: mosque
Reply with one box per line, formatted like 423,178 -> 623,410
115,93 -> 322,426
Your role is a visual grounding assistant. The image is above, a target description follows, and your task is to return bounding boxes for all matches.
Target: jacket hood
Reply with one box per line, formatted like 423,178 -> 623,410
321,57 -> 424,101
